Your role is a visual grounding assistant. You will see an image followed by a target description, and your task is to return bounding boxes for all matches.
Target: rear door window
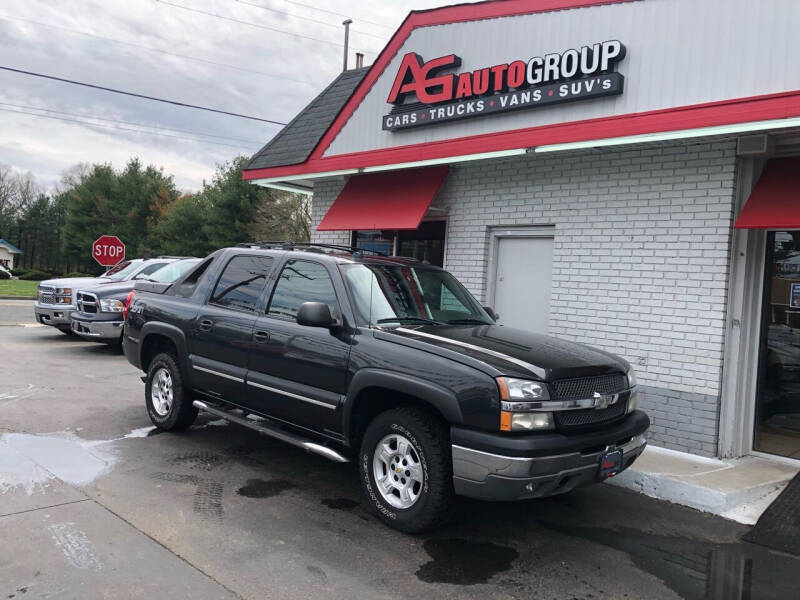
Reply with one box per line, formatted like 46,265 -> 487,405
210,255 -> 275,313
268,260 -> 337,319
134,262 -> 169,279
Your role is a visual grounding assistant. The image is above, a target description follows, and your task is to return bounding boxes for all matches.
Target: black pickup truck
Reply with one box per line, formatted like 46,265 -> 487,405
123,242 -> 649,532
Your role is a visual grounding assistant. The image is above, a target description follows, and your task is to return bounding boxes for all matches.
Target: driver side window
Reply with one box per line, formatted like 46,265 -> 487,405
268,260 -> 337,319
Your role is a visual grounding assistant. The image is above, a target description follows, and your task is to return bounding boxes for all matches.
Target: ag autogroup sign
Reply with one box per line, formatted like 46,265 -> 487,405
383,40 -> 626,131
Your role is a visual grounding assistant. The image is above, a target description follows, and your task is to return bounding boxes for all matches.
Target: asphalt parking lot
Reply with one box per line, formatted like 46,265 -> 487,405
1,299 -> 799,600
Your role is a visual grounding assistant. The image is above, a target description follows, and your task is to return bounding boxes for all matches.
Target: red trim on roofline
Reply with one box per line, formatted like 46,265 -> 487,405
307,0 -> 636,163
242,89 -> 800,181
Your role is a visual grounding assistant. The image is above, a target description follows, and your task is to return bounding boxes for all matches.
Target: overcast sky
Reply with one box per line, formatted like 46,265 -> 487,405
0,0 -> 470,192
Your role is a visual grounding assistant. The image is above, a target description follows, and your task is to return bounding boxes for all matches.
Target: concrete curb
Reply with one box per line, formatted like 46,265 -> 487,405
608,445 -> 799,525
0,296 -> 35,300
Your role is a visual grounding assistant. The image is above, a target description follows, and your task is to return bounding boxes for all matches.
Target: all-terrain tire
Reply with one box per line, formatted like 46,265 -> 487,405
359,407 -> 454,533
145,352 -> 197,431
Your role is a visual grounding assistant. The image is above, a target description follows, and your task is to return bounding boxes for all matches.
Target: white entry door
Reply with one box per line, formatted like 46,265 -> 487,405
491,234 -> 554,334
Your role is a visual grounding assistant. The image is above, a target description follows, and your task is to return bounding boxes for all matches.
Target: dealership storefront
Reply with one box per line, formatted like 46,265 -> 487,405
243,0 -> 800,462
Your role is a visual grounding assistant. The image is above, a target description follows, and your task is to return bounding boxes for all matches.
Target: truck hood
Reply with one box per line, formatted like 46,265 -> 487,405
79,280 -> 136,299
39,277 -> 105,290
378,324 -> 629,380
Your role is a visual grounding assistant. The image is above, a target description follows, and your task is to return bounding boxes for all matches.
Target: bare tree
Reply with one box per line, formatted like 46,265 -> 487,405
57,162 -> 91,194
0,165 -> 17,213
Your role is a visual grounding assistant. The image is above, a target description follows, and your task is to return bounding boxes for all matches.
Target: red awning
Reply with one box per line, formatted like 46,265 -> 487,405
317,166 -> 449,231
734,158 -> 800,229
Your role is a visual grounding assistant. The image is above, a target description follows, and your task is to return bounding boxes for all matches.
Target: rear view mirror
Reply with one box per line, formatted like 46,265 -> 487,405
483,306 -> 499,321
296,302 -> 335,327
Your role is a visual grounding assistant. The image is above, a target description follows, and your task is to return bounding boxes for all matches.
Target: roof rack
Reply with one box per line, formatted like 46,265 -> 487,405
235,241 -> 387,256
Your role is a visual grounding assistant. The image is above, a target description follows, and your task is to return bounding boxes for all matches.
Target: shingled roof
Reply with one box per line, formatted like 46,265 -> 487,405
245,67 -> 369,171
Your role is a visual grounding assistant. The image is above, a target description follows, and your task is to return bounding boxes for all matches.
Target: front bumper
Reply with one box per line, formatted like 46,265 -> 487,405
34,304 -> 75,328
71,315 -> 123,342
451,411 -> 649,501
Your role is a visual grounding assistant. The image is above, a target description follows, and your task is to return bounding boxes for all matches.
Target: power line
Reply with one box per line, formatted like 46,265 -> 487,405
0,65 -> 287,125
0,12 -> 317,87
0,106 -> 257,149
0,101 -> 262,144
232,0 -> 386,40
282,0 -> 395,30
154,0 -> 375,54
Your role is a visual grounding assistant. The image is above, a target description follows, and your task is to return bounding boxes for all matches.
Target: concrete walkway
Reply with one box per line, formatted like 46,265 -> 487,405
609,445 -> 800,525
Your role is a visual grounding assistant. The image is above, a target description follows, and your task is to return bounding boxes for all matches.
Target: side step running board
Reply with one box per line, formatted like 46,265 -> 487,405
192,400 -> 350,463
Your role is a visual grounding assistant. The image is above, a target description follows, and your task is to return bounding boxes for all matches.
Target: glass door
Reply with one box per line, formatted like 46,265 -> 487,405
754,230 -> 800,459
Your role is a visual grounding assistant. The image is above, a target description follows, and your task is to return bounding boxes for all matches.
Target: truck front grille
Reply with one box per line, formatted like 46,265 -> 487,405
77,291 -> 98,313
38,285 -> 56,304
555,399 -> 628,431
552,373 -> 627,401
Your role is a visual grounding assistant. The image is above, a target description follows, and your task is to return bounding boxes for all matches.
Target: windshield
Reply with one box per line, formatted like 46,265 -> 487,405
141,259 -> 201,283
104,260 -> 141,280
342,263 -> 492,327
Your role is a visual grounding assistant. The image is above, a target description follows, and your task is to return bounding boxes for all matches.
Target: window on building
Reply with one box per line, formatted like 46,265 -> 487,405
210,255 -> 274,313
268,260 -> 338,319
755,230 -> 800,459
353,230 -> 396,256
352,220 -> 446,267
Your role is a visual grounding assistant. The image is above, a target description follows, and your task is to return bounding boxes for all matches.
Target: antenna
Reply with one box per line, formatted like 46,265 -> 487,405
342,19 -> 352,71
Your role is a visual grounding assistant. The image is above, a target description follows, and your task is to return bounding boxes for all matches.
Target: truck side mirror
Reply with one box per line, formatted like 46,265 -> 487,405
296,302 -> 335,328
483,306 -> 499,321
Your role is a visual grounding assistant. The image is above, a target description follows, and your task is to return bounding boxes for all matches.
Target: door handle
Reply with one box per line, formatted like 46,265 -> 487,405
199,319 -> 213,331
253,330 -> 270,343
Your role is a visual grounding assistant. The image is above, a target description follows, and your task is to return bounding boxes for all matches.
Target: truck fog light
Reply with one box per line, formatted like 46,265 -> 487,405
627,390 -> 638,414
501,411 -> 554,431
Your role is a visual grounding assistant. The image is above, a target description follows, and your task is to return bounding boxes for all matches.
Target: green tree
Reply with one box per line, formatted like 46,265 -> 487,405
152,193 -> 214,257
60,159 -> 180,268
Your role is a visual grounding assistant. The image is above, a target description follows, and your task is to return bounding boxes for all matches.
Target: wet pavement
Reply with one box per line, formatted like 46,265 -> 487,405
2,299 -> 799,599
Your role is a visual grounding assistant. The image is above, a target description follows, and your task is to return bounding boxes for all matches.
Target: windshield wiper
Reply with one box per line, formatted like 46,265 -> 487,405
376,316 -> 445,326
445,318 -> 492,325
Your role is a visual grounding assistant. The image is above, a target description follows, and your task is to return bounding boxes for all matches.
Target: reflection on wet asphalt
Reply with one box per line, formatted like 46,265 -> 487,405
237,478 -> 297,498
537,520 -> 797,600
321,498 -> 359,510
416,539 -> 519,585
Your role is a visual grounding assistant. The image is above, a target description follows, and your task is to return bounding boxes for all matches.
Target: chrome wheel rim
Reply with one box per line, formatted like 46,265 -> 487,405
372,433 -> 424,510
151,367 -> 173,416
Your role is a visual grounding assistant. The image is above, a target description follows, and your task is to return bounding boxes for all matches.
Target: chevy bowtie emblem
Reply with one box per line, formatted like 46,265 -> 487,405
592,392 -> 613,410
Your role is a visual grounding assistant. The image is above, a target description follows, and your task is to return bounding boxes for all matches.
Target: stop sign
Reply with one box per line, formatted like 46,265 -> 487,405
92,235 -> 126,267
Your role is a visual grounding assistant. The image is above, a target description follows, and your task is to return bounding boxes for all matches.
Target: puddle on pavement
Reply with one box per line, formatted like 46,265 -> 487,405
0,432 -> 116,492
416,539 -> 518,585
237,478 -> 296,498
0,425 -> 167,495
537,520 -> 800,600
321,497 -> 359,510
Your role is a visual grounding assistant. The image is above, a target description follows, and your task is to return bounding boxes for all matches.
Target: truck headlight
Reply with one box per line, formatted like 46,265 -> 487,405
100,298 -> 125,313
497,377 -> 549,400
626,367 -> 637,389
626,367 -> 638,414
503,411 -> 554,431
627,389 -> 638,414
497,377 -> 554,431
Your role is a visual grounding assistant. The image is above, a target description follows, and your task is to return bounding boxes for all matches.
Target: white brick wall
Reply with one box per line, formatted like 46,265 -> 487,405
311,139 -> 738,456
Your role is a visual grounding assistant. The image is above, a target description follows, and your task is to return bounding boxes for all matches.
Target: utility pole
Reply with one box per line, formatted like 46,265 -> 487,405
342,19 -> 352,71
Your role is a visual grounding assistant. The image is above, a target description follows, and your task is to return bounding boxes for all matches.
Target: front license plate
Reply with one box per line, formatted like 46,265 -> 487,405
598,449 -> 623,479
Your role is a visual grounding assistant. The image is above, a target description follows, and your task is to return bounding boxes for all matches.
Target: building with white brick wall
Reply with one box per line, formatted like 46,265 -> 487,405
243,0 -> 800,464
